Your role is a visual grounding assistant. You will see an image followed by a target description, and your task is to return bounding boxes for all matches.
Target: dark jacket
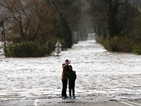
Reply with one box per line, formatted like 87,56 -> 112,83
67,70 -> 76,82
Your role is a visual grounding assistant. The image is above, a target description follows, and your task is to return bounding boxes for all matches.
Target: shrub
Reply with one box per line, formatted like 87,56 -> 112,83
5,38 -> 67,57
100,36 -> 134,52
132,45 -> 141,55
6,41 -> 49,57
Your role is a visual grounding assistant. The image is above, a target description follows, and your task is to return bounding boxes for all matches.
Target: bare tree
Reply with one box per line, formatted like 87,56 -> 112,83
0,0 -> 59,43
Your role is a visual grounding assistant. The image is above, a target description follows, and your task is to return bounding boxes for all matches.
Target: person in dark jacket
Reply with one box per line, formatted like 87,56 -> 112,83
61,59 -> 70,99
67,65 -> 77,99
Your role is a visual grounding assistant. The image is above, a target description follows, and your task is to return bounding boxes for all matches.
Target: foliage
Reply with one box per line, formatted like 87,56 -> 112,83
132,45 -> 141,55
89,0 -> 141,54
47,0 -> 81,48
96,11 -> 141,54
99,35 -> 134,52
58,16 -> 72,48
5,37 -> 67,57
48,0 -> 81,31
0,0 -> 60,43
6,41 -> 49,57
131,13 -> 141,44
129,13 -> 141,54
0,0 -> 81,57
89,0 -> 139,38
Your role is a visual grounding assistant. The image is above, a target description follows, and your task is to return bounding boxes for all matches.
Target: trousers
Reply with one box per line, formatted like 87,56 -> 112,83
69,81 -> 75,97
61,79 -> 68,97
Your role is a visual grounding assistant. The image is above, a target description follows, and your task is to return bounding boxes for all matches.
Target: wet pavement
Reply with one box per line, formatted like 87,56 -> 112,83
1,96 -> 141,106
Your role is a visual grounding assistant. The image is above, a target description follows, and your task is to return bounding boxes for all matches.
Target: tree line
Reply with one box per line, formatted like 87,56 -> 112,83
0,0 -> 80,57
89,0 -> 141,54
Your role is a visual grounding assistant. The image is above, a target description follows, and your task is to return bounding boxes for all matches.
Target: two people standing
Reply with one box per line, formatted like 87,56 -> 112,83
61,59 -> 76,99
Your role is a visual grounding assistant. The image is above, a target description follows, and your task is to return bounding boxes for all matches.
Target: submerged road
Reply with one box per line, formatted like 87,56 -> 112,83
0,39 -> 141,105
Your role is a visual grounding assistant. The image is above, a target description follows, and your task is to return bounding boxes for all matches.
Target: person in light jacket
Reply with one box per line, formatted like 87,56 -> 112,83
67,65 -> 77,99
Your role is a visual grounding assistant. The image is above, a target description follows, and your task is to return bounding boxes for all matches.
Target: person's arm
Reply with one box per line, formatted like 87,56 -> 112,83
62,63 -> 68,68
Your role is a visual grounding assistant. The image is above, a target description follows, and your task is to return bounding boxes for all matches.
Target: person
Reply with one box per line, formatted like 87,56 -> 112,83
67,65 -> 77,99
61,59 -> 70,99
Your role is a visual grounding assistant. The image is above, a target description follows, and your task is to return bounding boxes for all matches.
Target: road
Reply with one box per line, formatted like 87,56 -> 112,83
0,39 -> 141,105
1,97 -> 141,106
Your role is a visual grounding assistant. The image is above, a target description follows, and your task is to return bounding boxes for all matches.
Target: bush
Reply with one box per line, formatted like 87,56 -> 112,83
6,41 -> 50,57
99,36 -> 134,52
5,38 -> 67,57
132,45 -> 141,55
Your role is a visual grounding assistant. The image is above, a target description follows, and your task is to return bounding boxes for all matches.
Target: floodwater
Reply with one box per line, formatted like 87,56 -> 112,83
0,40 -> 141,101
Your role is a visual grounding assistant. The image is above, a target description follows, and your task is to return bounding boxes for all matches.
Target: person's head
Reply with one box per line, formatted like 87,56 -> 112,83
69,65 -> 72,70
65,59 -> 69,64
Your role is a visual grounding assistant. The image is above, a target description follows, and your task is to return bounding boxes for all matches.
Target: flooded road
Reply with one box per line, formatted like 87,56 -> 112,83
0,40 -> 141,104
